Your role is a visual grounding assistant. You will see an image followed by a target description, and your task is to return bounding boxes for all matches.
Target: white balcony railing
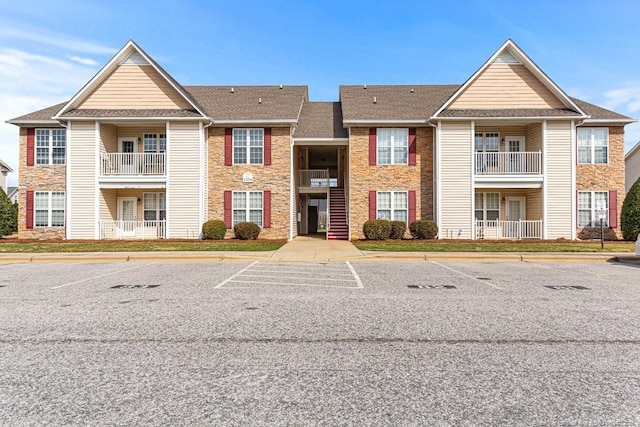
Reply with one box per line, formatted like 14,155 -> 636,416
99,220 -> 166,239
299,169 -> 330,187
101,152 -> 166,176
476,219 -> 543,240
475,152 -> 541,175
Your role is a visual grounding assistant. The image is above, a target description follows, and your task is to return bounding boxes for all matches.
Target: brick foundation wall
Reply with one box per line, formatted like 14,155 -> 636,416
348,127 -> 433,240
207,127 -> 291,240
576,126 -> 624,240
17,127 -> 67,239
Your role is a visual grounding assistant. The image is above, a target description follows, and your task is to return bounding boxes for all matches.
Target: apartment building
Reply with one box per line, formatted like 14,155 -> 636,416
7,39 -> 633,241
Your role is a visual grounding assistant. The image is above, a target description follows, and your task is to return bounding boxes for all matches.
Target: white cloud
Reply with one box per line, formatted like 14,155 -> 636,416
0,27 -> 117,55
68,56 -> 99,66
603,83 -> 640,114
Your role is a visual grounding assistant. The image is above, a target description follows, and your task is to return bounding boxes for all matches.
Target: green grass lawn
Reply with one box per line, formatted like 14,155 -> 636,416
0,239 -> 285,253
354,240 -> 636,253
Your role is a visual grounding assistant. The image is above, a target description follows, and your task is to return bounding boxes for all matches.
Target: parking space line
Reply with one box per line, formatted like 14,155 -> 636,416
346,262 -> 364,289
246,269 -> 353,276
256,265 -> 350,272
429,261 -> 503,290
50,263 -> 158,290
214,261 -> 259,289
239,274 -> 356,282
226,280 -> 360,289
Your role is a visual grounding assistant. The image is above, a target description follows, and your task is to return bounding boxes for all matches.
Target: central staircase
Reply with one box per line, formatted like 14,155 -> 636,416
327,187 -> 348,240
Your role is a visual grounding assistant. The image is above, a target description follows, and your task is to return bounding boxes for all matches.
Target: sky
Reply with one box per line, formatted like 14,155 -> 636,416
2,0 -> 640,187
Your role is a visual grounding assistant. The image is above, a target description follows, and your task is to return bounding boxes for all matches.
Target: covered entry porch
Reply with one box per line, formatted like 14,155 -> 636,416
475,188 -> 543,239
98,189 -> 166,239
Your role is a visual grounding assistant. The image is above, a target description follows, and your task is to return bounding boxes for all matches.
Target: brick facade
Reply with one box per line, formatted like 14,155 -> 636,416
17,127 -> 66,239
207,127 -> 291,239
348,127 -> 433,240
576,126 -> 624,240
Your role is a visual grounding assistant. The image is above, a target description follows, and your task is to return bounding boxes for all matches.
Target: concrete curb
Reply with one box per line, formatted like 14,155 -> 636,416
0,251 -> 636,264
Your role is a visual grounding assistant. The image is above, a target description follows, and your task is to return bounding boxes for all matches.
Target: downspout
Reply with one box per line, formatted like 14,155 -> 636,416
201,119 -> 213,234
289,126 -> 295,241
56,120 -> 70,240
427,120 -> 439,237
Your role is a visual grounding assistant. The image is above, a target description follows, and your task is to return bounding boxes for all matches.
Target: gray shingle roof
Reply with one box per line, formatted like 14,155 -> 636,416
8,103 -> 66,122
184,86 -> 307,122
294,102 -> 348,139
439,108 -> 582,118
59,109 -> 202,118
340,85 -> 460,122
571,98 -> 634,122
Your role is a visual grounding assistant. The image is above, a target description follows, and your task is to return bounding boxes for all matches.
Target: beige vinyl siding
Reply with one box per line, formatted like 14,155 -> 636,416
100,124 -> 117,152
526,188 -> 543,220
526,123 -> 543,152
99,189 -> 117,220
68,121 -> 97,238
545,121 -> 573,238
167,122 -> 201,238
440,122 -> 473,238
626,150 -> 640,193
450,64 -> 565,109
78,65 -> 192,110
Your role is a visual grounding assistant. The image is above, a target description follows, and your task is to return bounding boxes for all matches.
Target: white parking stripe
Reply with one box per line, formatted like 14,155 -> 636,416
227,280 -> 360,289
429,261 -> 503,290
246,269 -> 353,276
239,274 -> 356,282
50,263 -> 158,289
214,261 -> 259,289
346,262 -> 364,289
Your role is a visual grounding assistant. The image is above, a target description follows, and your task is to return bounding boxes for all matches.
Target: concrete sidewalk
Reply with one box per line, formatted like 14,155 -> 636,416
0,235 -> 637,264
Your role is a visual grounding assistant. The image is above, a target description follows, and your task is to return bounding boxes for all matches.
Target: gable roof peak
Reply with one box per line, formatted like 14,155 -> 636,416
432,39 -> 587,119
53,39 -> 207,119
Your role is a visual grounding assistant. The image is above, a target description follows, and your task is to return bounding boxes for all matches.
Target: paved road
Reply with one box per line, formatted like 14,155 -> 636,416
1,260 -> 639,425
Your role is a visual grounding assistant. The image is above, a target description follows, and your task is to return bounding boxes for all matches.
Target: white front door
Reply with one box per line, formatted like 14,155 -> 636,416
118,197 -> 137,237
505,136 -> 525,173
505,197 -> 525,238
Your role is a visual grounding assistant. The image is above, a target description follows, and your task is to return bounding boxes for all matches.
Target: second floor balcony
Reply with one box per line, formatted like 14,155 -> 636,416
474,151 -> 542,176
100,152 -> 166,176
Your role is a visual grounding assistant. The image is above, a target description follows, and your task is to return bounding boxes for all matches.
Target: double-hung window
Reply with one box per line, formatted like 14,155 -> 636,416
34,191 -> 65,227
475,193 -> 500,221
143,193 -> 166,222
143,133 -> 166,153
578,128 -> 608,164
233,129 -> 264,164
232,191 -> 263,226
475,132 -> 499,171
377,129 -> 408,165
36,129 -> 66,165
578,191 -> 608,227
377,191 -> 408,224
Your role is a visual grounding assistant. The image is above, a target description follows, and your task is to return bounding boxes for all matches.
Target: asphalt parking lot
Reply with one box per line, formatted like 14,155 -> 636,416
1,260 -> 639,425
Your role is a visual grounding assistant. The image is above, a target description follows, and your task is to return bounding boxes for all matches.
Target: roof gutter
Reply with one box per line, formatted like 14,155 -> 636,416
430,115 -> 589,121
211,119 -> 298,125
343,119 -> 429,126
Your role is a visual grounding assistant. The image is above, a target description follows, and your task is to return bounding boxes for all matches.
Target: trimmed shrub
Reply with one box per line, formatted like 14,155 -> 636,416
389,221 -> 407,239
621,178 -> 640,241
409,220 -> 438,239
0,189 -> 17,237
363,219 -> 391,240
234,222 -> 261,240
202,219 -> 227,240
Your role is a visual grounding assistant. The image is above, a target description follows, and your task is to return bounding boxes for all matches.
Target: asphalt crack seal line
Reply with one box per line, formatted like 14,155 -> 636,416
429,261 -> 503,290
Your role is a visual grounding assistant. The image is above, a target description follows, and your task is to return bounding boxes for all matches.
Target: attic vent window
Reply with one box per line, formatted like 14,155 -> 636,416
494,50 -> 521,64
120,51 -> 149,66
